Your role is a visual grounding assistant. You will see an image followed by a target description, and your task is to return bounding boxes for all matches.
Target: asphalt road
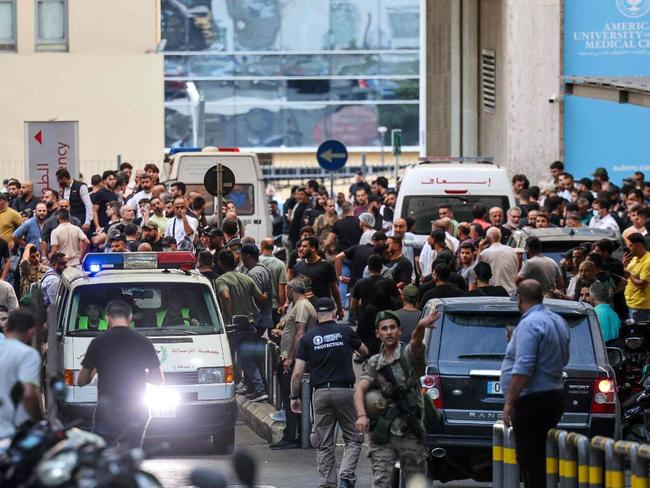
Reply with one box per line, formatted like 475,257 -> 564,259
143,422 -> 488,488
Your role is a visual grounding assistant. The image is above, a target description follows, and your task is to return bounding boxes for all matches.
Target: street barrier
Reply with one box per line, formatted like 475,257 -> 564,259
493,422 -> 650,488
300,373 -> 311,449
262,339 -> 282,410
492,421 -> 519,488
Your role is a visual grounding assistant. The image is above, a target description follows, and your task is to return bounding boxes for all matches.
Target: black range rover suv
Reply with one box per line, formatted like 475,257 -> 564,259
421,297 -> 619,482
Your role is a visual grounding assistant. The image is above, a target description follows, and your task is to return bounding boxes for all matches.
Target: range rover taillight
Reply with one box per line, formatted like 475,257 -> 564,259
591,378 -> 616,414
421,374 -> 444,410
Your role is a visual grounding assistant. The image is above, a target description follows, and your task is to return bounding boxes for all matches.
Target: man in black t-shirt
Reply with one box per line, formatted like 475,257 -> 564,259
78,300 -> 162,447
288,187 -> 310,248
91,171 -> 119,231
335,231 -> 387,289
351,254 -> 401,355
293,237 -> 344,319
386,236 -> 413,289
324,202 -> 362,252
290,297 -> 367,488
464,262 -> 509,298
420,263 -> 464,305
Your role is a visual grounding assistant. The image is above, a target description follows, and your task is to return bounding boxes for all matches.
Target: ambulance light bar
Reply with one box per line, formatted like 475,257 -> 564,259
83,252 -> 196,273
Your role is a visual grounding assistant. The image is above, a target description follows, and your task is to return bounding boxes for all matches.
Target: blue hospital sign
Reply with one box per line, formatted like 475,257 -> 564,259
564,0 -> 650,182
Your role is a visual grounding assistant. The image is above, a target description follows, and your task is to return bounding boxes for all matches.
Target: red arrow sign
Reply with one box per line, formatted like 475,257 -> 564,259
34,130 -> 42,144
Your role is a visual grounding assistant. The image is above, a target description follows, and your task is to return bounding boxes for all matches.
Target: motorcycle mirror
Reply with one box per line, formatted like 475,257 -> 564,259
606,347 -> 624,368
233,448 -> 257,488
190,468 -> 228,488
49,377 -> 68,402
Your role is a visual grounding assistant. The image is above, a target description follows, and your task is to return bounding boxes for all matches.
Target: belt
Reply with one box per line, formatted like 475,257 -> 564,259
313,382 -> 355,390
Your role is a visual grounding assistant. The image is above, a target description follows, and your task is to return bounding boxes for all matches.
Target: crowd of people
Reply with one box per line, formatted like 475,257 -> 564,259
1,159 -> 650,487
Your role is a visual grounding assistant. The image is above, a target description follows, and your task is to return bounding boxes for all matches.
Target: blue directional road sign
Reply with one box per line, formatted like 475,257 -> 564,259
316,139 -> 348,171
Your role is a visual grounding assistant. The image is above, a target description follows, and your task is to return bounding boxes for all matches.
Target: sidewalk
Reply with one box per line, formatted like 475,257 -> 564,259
236,393 -> 285,444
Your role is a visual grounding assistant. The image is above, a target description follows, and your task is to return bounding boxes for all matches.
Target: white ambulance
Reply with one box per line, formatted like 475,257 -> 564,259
394,160 -> 516,241
45,252 -> 236,452
163,147 -> 271,242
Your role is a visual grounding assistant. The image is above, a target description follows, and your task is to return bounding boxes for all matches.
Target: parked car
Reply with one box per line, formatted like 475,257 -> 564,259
420,297 -> 619,482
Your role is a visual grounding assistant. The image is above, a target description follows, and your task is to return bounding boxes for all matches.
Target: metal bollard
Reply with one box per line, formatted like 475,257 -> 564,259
588,439 -> 604,488
563,432 -> 589,488
547,430 -> 560,488
634,444 -> 650,488
503,424 -> 519,488
613,442 -> 643,488
575,436 -> 591,488
493,421 -> 505,488
591,436 -> 622,488
557,431 -> 575,488
300,373 -> 311,449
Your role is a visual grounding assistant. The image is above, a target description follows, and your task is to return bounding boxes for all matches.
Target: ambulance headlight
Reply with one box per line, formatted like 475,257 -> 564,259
197,367 -> 225,384
144,387 -> 180,409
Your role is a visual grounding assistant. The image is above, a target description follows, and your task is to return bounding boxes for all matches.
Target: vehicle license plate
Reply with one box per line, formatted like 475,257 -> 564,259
487,381 -> 502,395
150,406 -> 176,418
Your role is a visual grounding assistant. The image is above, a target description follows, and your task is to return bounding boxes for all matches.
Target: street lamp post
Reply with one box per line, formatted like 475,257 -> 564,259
378,126 -> 387,167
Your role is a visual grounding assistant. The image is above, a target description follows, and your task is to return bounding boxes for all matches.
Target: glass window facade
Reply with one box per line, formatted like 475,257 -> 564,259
35,0 -> 68,51
161,0 -> 421,149
0,0 -> 16,50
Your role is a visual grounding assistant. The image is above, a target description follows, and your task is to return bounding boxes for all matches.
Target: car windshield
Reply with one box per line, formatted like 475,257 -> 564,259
66,282 -> 222,336
402,195 -> 510,235
438,311 -> 595,367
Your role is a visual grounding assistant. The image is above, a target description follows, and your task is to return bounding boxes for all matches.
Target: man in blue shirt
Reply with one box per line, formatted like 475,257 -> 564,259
501,279 -> 569,488
590,281 -> 620,344
13,202 -> 48,248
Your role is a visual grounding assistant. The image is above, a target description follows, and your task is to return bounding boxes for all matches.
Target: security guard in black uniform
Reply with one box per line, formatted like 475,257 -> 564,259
290,297 -> 368,488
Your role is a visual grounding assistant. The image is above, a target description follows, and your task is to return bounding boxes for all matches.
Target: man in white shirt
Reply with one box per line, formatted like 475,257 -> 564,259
478,227 -> 519,294
165,197 -> 198,249
589,198 -> 620,233
50,209 -> 89,267
129,173 -> 153,218
0,310 -> 42,438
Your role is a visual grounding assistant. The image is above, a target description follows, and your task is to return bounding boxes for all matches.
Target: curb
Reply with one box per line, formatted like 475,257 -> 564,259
236,395 -> 285,444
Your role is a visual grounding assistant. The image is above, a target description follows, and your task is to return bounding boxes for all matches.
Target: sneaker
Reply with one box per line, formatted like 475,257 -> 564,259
339,479 -> 355,488
247,390 -> 269,402
270,410 -> 286,422
269,439 -> 299,450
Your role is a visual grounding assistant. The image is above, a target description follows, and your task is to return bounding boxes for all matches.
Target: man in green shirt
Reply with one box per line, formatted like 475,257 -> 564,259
259,238 -> 288,325
590,281 -> 620,344
215,249 -> 268,401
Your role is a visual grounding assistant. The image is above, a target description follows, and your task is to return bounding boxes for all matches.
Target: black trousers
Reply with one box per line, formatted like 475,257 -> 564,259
278,362 -> 300,442
512,389 -> 565,488
93,400 -> 150,449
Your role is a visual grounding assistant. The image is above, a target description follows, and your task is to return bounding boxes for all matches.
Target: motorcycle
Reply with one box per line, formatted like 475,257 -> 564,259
609,320 -> 650,404
621,367 -> 650,443
33,428 -> 162,487
0,378 -> 70,486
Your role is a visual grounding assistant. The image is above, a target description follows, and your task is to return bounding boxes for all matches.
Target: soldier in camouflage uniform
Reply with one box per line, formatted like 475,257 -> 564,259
353,309 -> 439,488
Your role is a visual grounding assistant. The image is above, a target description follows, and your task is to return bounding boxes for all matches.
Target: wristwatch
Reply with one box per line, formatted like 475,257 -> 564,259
290,395 -> 300,400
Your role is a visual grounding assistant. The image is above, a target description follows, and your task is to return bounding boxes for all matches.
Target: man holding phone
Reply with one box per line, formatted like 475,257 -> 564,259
624,233 -> 650,321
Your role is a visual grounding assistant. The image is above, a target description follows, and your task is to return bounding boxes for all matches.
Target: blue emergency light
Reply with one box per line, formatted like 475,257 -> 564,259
82,252 -> 196,274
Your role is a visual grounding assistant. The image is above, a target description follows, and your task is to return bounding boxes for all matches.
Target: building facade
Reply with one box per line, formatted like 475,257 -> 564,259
0,0 -> 164,182
161,0 -> 422,167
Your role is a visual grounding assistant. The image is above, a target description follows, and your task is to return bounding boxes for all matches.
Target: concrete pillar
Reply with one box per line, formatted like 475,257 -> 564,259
425,0 -> 454,158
